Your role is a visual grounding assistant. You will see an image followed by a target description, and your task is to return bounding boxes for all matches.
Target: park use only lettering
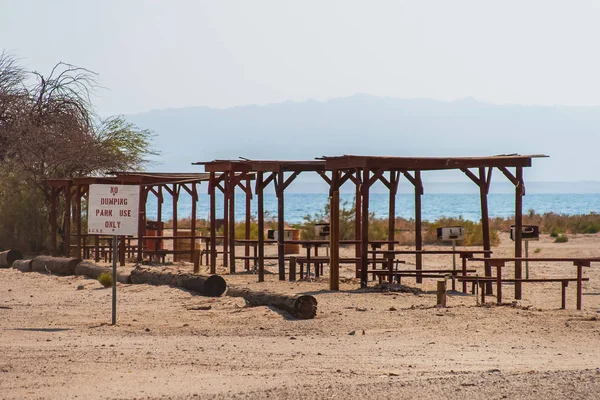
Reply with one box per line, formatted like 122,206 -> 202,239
87,184 -> 140,236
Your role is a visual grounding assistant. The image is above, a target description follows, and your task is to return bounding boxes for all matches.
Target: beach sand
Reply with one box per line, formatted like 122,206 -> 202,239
1,232 -> 599,399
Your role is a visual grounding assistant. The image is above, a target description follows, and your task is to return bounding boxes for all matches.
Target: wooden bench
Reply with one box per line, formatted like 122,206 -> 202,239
457,276 -> 590,309
368,269 -> 477,285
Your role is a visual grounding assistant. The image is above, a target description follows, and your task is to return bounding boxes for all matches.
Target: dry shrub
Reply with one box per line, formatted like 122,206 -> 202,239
97,272 -> 112,288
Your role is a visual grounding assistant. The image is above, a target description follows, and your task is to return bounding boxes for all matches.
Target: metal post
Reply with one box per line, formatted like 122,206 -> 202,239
451,240 -> 456,291
112,235 -> 118,325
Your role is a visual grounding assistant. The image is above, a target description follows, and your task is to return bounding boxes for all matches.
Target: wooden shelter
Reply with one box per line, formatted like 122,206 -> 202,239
197,154 -> 547,298
321,154 -> 547,295
45,172 -> 211,264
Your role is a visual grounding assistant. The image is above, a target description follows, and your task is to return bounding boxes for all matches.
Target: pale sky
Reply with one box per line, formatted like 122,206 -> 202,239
2,0 -> 600,116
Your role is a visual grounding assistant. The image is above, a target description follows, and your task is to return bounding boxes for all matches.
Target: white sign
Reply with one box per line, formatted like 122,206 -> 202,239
88,184 -> 140,236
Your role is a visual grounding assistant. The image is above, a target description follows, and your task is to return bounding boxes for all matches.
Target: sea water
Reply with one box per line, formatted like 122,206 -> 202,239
145,193 -> 600,224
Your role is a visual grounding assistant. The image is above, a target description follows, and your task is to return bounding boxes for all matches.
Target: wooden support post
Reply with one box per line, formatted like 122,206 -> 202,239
119,236 -> 125,266
414,171 -> 423,283
222,172 -> 229,269
330,187 -> 340,291
229,176 -> 236,274
479,167 -> 493,294
436,280 -> 447,307
576,264 -> 583,310
480,281 -> 486,304
561,281 -> 568,310
289,256 -> 297,282
94,235 -> 100,263
191,184 -> 197,265
137,186 -> 147,262
193,249 -> 200,274
245,177 -> 251,271
354,175 -> 362,278
496,264 -> 502,304
360,168 -> 370,288
461,254 -> 468,293
256,172 -> 265,282
75,185 -> 82,259
64,182 -> 72,257
157,186 -> 163,232
50,187 -> 58,256
209,172 -> 217,274
388,171 -> 397,251
277,170 -> 285,281
515,167 -> 523,300
172,183 -> 179,257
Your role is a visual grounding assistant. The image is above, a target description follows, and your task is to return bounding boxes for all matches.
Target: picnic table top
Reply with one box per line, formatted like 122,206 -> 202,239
370,249 -> 493,255
469,257 -> 600,264
143,235 -> 225,240
285,239 -> 361,245
235,239 -> 277,244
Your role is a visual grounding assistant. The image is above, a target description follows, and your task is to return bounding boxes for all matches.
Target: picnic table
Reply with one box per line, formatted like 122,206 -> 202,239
466,257 -> 600,309
369,249 -> 493,290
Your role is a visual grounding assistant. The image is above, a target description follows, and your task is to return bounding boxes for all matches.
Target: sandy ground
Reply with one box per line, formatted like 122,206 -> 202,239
1,232 -> 600,399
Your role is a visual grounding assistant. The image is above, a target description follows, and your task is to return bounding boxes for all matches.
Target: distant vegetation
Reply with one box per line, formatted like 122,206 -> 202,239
163,209 -> 600,247
490,210 -> 600,235
554,234 -> 569,243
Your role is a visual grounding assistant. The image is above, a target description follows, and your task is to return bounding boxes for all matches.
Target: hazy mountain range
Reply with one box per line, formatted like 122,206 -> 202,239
127,95 -> 600,193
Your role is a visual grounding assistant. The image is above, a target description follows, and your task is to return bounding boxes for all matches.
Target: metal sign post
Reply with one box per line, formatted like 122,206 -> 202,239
437,226 -> 465,291
112,235 -> 118,325
88,184 -> 139,326
510,225 -> 539,280
452,239 -> 457,276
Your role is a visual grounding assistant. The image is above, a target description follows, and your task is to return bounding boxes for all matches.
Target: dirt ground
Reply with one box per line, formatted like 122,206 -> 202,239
1,232 -> 600,399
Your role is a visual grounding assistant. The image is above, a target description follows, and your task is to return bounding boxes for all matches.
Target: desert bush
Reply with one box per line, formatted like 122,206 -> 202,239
97,272 -> 113,288
554,234 -> 569,243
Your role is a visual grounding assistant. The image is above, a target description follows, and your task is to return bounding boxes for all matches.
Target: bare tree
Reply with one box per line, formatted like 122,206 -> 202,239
0,51 -> 157,251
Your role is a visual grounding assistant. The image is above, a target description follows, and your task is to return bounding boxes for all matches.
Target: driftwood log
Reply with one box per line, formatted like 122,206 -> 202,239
0,250 -> 23,268
130,266 -> 226,297
226,287 -> 318,319
31,256 -> 82,275
74,261 -> 132,284
12,259 -> 32,272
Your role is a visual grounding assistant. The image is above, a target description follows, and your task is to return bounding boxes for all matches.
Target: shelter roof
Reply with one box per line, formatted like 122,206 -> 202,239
320,154 -> 548,171
194,159 -> 326,173
45,172 -> 212,187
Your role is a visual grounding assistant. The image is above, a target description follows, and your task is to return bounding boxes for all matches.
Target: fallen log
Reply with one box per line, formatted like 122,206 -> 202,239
129,266 -> 226,297
226,287 -> 318,319
74,261 -> 132,284
12,259 -> 32,272
31,256 -> 82,275
0,250 -> 23,268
